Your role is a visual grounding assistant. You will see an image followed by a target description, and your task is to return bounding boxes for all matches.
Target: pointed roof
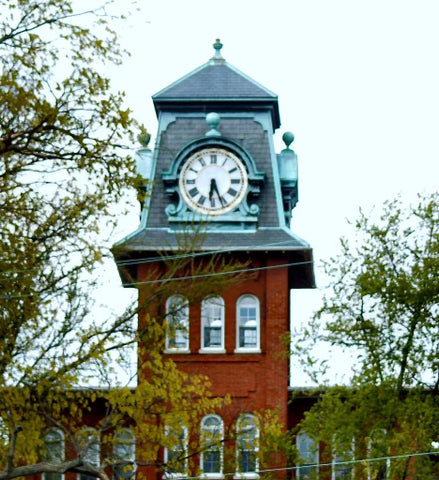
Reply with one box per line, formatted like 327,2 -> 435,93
153,39 -> 281,129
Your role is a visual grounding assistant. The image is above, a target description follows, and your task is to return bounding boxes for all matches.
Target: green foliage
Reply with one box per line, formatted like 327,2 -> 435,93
293,193 -> 439,479
0,2 -> 247,480
0,0 -> 140,389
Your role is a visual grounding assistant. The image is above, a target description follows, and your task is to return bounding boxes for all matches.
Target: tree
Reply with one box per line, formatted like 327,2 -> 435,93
293,192 -> 439,479
0,2 -> 246,479
0,0 -> 138,388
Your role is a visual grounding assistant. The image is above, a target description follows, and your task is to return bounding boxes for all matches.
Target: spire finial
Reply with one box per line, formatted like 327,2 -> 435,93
213,38 -> 223,57
210,38 -> 225,64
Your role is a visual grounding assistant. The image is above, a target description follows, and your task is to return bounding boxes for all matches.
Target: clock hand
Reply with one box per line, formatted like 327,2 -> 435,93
212,180 -> 225,207
209,178 -> 215,200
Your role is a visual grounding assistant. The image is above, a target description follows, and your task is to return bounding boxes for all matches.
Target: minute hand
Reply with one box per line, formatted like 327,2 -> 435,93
212,180 -> 225,207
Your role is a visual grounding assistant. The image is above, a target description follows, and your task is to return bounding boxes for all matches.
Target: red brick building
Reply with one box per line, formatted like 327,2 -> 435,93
113,40 -> 315,479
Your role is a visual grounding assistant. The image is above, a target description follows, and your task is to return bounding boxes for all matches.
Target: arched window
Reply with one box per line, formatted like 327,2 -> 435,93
42,429 -> 64,480
165,295 -> 189,352
236,295 -> 260,352
296,431 -> 319,480
113,428 -> 136,480
200,415 -> 223,475
200,296 -> 225,352
164,425 -> 188,476
236,415 -> 259,477
76,428 -> 100,480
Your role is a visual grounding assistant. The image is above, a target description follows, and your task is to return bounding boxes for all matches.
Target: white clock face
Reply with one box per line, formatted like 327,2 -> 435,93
179,148 -> 248,215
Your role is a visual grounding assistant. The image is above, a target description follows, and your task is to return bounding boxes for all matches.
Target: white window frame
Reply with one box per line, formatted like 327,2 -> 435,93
200,296 -> 225,353
235,414 -> 259,479
235,295 -> 260,353
42,428 -> 65,480
296,431 -> 319,480
200,415 -> 224,478
165,295 -> 190,353
113,428 -> 136,479
76,428 -> 100,480
164,425 -> 188,478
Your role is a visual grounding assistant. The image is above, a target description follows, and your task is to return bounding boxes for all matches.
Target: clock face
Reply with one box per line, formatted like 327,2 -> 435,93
179,148 -> 248,215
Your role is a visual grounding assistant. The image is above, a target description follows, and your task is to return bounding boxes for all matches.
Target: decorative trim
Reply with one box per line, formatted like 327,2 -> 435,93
161,136 -> 265,230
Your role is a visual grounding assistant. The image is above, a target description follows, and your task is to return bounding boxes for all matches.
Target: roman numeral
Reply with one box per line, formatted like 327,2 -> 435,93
210,197 -> 216,208
197,195 -> 206,206
210,155 -> 217,164
188,187 -> 198,198
231,179 -> 241,184
228,167 -> 237,174
199,157 -> 206,166
186,179 -> 196,184
189,167 -> 198,173
227,188 -> 237,197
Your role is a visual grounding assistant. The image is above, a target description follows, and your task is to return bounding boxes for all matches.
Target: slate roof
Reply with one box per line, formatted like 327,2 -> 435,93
152,49 -> 280,129
153,63 -> 277,100
116,227 -> 310,253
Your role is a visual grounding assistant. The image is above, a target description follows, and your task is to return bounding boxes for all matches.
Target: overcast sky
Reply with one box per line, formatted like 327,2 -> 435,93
98,0 -> 439,385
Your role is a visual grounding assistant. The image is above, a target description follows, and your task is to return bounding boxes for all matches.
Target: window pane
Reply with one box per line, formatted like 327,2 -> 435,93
43,430 -> 63,480
204,326 -> 222,347
165,426 -> 187,474
201,416 -> 223,474
77,429 -> 99,480
236,416 -> 258,474
239,327 -> 257,347
334,453 -> 353,480
203,451 -> 221,473
202,297 -> 224,349
166,296 -> 189,350
297,432 -> 319,480
113,430 -> 135,480
237,296 -> 259,349
238,451 -> 257,473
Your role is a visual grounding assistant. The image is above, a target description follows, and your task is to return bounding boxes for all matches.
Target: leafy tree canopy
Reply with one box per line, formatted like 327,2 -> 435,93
293,192 -> 438,480
0,0 -> 139,388
0,2 -> 248,479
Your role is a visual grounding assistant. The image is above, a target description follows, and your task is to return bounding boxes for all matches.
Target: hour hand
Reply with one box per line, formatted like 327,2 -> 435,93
209,178 -> 215,200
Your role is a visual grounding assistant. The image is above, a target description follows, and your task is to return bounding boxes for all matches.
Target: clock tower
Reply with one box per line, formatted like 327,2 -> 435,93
114,39 -> 314,477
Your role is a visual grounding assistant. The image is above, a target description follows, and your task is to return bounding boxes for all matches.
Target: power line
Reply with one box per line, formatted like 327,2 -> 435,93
0,259 -> 314,299
0,239 -> 309,279
122,260 -> 314,288
178,450 -> 439,479
115,239 -> 310,267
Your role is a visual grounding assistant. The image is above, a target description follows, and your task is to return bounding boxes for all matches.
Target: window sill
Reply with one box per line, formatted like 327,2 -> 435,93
199,474 -> 225,479
199,348 -> 226,354
234,473 -> 260,479
234,348 -> 261,354
164,349 -> 191,354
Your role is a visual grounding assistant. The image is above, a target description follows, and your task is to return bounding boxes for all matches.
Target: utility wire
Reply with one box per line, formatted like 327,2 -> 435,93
0,259 -> 314,299
121,260 -> 314,288
177,450 -> 439,479
0,239 -> 308,278
115,239 -> 309,267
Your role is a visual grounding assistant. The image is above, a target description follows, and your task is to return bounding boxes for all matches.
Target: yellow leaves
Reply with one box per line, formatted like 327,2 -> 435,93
118,109 -> 131,129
